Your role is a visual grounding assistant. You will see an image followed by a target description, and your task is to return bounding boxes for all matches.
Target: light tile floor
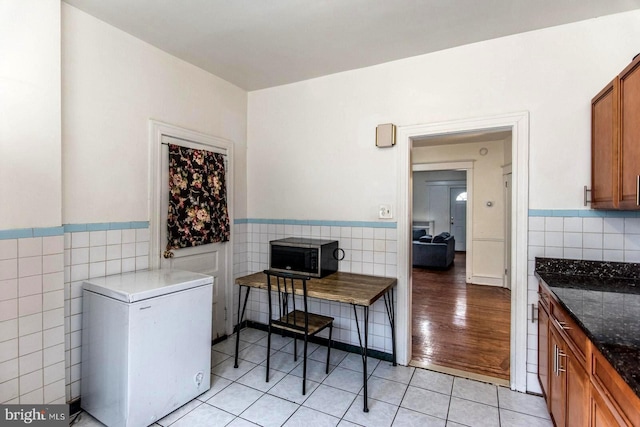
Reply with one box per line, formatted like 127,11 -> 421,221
72,328 -> 552,427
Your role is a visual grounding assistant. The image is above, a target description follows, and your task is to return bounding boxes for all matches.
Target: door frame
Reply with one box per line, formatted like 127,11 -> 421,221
396,112 -> 529,392
504,167 -> 513,289
413,163 -> 473,280
449,185 -> 467,252
148,119 -> 235,335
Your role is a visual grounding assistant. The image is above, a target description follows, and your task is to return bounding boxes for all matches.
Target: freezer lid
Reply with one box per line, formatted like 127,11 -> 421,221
83,269 -> 213,302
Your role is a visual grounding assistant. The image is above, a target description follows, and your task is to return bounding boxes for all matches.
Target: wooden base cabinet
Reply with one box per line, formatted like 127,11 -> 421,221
590,385 -> 627,427
538,279 -> 640,427
549,324 -> 589,427
538,286 -> 550,401
591,348 -> 640,427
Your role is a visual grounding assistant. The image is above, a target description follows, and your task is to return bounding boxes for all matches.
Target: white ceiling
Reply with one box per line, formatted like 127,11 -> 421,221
63,0 -> 640,91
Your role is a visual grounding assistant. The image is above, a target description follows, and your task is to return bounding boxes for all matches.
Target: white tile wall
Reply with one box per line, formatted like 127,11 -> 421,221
232,223 -> 397,355
526,215 -> 640,394
0,235 -> 65,404
238,217 -> 640,394
63,228 -> 150,402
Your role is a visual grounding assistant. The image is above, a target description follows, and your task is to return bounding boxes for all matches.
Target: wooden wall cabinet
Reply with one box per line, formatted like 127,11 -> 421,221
617,56 -> 640,209
591,55 -> 640,210
591,78 -> 619,209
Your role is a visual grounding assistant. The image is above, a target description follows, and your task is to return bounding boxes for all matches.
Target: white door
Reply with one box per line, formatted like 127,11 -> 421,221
159,135 -> 229,340
449,187 -> 467,251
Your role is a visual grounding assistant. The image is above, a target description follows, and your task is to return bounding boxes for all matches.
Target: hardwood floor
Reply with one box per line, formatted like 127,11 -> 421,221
411,252 -> 511,381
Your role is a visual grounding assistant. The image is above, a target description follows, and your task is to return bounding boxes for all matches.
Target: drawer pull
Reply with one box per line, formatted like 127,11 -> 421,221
555,319 -> 572,330
636,175 -> 639,206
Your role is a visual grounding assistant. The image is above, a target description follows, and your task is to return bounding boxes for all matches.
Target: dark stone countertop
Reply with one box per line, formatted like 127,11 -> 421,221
535,258 -> 640,399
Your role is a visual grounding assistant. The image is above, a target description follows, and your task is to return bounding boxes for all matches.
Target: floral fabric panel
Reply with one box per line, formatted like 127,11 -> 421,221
167,144 -> 230,249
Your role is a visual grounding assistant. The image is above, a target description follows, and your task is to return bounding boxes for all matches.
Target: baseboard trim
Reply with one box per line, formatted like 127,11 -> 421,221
241,320 -> 394,363
470,275 -> 504,287
212,334 -> 228,345
69,398 -> 81,416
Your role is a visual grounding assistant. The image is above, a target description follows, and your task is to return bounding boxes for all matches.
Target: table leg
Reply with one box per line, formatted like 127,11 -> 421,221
234,285 -> 251,369
352,304 -> 370,412
383,287 -> 397,366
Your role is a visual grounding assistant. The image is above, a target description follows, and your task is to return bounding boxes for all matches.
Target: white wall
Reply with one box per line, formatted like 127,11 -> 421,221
413,170 -> 466,229
0,0 -> 62,229
247,10 -> 640,218
414,141 -> 506,237
247,11 -> 640,392
62,4 -> 248,224
60,4 -> 249,403
0,0 -> 66,405
526,214 -> 640,393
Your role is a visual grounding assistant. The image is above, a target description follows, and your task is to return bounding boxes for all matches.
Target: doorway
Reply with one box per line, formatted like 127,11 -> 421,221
410,134 -> 510,383
148,120 -> 235,341
504,171 -> 512,289
395,112 -> 530,392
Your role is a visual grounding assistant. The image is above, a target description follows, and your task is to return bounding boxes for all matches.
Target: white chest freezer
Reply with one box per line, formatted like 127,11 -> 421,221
81,269 -> 213,427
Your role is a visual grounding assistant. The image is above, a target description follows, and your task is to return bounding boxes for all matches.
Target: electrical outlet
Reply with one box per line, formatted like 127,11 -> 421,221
379,204 -> 392,219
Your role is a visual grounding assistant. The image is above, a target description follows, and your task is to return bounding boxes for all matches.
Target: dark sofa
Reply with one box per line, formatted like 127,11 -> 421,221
412,229 -> 455,269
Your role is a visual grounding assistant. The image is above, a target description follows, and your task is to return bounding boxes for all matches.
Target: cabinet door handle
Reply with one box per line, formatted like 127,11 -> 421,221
557,350 -> 567,373
584,185 -> 591,206
636,175 -> 639,206
531,303 -> 537,323
553,344 -> 558,376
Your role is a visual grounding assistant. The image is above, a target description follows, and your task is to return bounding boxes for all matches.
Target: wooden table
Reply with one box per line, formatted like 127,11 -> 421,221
234,271 -> 397,412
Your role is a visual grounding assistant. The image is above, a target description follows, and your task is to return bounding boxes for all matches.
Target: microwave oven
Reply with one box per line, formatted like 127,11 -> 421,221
269,238 -> 339,278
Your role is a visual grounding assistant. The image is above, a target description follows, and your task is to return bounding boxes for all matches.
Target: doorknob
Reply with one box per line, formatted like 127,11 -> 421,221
450,217 -> 454,225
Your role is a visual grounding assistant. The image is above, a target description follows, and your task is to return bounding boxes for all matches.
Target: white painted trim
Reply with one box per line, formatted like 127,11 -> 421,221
148,120 -> 236,335
396,111 -> 529,392
423,180 -> 466,187
413,161 -> 475,172
470,275 -> 505,287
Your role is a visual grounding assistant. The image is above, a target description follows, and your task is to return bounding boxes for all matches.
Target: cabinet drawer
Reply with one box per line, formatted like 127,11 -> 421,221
590,383 -> 628,427
592,348 -> 640,426
550,303 -> 588,366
